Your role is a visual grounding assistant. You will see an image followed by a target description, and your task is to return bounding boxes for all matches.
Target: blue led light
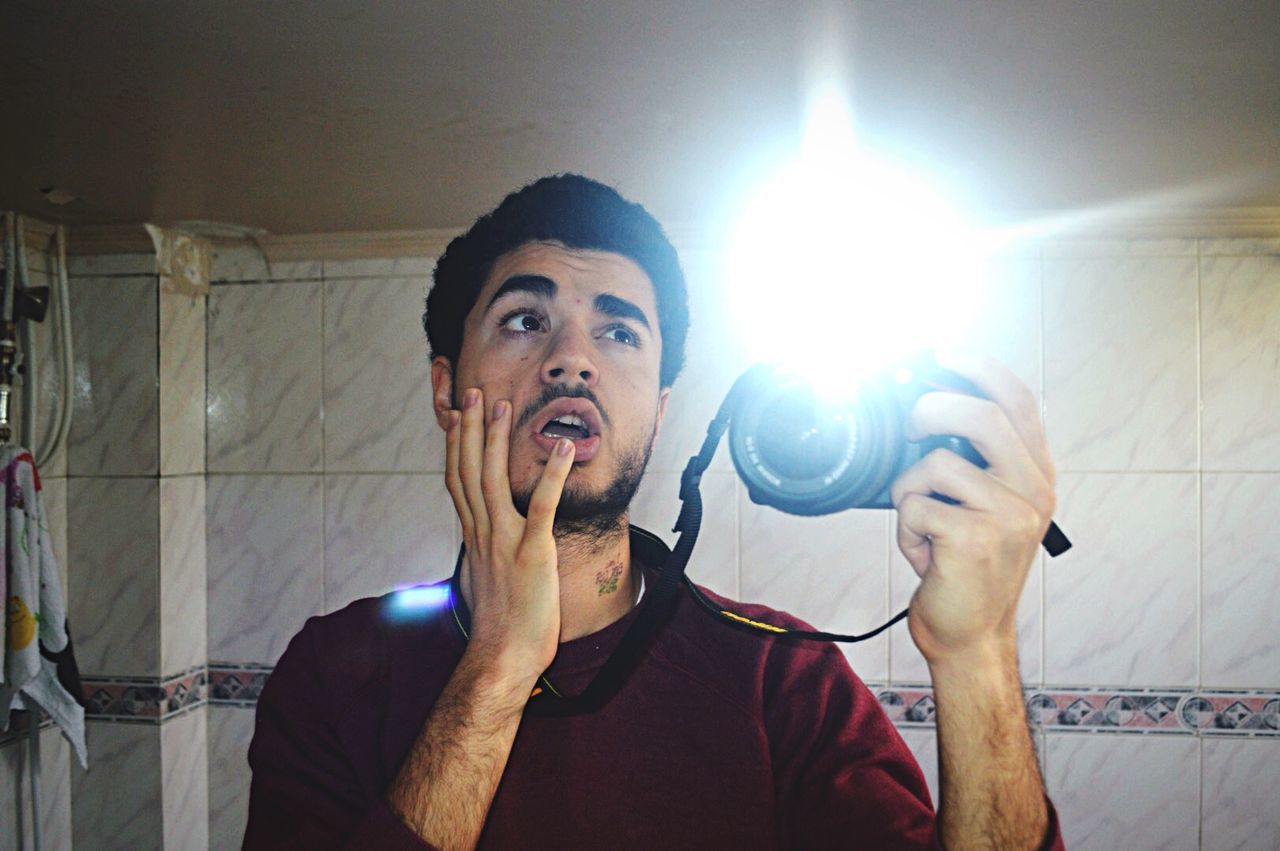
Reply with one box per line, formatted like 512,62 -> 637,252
392,584 -> 450,610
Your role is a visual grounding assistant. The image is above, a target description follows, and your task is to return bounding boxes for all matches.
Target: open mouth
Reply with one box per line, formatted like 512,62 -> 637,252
530,399 -> 603,462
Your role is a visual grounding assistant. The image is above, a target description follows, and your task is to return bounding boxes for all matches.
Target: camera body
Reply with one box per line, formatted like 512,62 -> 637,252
727,351 -> 987,517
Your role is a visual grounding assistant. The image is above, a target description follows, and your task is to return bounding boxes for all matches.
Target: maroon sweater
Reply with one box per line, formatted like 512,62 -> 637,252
245,529 -> 1062,849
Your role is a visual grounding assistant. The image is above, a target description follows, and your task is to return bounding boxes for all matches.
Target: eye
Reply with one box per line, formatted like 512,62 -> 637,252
602,324 -> 640,347
499,310 -> 547,334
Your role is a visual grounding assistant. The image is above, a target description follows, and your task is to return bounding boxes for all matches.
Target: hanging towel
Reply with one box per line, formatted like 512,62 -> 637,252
0,446 -> 87,768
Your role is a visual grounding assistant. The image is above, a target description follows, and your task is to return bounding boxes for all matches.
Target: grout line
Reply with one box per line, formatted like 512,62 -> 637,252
321,269 -> 329,616
1039,241 -> 1048,689
1195,240 -> 1204,693
1197,734 -> 1205,850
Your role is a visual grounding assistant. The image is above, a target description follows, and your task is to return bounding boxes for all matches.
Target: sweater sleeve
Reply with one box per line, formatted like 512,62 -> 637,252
763,640 -> 1063,850
243,616 -> 435,850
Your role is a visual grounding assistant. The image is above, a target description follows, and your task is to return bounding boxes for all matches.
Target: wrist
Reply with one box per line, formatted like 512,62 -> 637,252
925,634 -> 1021,689
459,640 -> 544,711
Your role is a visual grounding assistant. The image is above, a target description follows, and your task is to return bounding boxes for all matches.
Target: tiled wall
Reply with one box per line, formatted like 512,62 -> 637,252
60,244 -> 210,849
11,231 -> 1274,848
201,236 -> 1280,850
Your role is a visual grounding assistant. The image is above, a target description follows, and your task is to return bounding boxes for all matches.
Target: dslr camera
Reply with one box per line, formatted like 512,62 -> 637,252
726,351 -> 987,516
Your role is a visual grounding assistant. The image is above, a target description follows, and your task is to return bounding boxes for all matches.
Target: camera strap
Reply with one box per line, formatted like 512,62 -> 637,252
446,368 -> 1071,715
670,366 -> 1072,644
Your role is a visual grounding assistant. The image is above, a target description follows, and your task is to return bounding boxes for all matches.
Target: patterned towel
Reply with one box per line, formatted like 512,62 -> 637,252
0,446 -> 87,768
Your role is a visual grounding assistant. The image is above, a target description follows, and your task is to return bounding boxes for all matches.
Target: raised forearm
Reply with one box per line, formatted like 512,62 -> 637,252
929,641 -> 1047,850
386,646 -> 534,850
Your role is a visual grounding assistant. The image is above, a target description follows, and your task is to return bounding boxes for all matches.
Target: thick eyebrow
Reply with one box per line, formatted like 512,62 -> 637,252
485,274 -> 557,312
594,293 -> 652,333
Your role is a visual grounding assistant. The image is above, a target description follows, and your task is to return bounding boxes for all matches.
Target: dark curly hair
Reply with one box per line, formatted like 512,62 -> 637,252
424,174 -> 689,388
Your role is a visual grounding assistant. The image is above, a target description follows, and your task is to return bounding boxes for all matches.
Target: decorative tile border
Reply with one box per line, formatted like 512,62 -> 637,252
208,663 -> 274,707
875,685 -> 1280,736
80,665 -> 207,723
70,663 -> 1280,738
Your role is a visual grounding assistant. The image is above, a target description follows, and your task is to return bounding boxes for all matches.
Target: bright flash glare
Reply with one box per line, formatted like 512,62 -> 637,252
726,91 -> 984,395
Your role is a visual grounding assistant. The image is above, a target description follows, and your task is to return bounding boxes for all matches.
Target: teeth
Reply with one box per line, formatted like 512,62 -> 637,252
551,414 -> 586,430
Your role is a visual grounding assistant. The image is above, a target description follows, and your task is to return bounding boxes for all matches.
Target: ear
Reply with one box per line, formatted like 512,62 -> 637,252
430,357 -> 456,431
652,387 -> 672,442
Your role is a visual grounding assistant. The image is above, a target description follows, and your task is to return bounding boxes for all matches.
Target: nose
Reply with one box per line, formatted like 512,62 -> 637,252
541,326 -> 598,387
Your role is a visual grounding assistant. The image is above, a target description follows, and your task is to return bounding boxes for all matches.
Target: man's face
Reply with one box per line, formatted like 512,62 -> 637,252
432,241 -> 670,533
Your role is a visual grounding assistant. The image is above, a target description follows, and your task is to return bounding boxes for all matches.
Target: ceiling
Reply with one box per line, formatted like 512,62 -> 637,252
2,1 -> 1277,235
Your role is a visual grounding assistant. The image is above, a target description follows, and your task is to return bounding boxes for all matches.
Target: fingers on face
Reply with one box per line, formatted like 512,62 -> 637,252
444,409 -> 473,544
458,388 -> 491,543
523,438 -> 575,539
481,398 -> 516,524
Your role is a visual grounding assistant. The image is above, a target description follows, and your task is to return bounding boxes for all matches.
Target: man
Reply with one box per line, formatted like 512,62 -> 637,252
245,174 -> 1063,849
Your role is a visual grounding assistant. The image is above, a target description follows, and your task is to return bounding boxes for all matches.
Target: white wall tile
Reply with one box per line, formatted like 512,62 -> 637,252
631,470 -> 738,598
208,707 -> 255,851
324,256 -> 435,278
207,281 -> 323,473
1201,255 -> 1280,470
1202,738 -> 1280,851
0,725 -> 73,851
741,500 -> 889,683
160,476 -> 208,675
72,722 -> 162,849
1045,733 -> 1199,851
209,244 -> 321,283
159,287 -> 207,476
896,727 -> 939,810
207,475 -> 325,664
68,478 -> 160,676
959,255 -> 1042,400
161,708 -> 209,851
323,277 -> 443,473
40,726 -> 72,851
67,253 -> 156,277
68,276 -> 158,476
1044,256 -> 1198,471
1202,474 -> 1280,687
1042,238 -> 1198,258
324,474 -> 460,613
1045,474 -> 1198,687
1199,237 -> 1280,256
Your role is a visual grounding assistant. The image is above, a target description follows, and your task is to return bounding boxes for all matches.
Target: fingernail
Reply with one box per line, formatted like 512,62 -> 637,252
492,400 -> 508,422
557,438 -> 574,456
447,410 -> 460,428
463,388 -> 479,409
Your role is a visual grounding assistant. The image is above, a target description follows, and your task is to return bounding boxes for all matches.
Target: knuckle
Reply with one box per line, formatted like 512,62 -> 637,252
1023,504 -> 1046,538
978,399 -> 1006,434
924,447 -> 955,473
1014,384 -> 1039,419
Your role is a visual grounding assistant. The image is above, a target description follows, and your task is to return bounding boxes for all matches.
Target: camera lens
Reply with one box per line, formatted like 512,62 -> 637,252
727,364 -> 906,516
755,394 -> 850,481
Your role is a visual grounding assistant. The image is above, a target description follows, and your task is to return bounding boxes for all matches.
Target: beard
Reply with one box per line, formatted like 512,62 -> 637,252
511,429 -> 655,539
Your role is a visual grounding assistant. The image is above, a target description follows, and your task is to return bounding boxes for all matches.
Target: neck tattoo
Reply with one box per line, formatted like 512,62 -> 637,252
595,560 -> 623,596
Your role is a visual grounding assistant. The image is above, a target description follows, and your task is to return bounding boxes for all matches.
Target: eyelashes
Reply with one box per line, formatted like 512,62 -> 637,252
494,307 -> 642,348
